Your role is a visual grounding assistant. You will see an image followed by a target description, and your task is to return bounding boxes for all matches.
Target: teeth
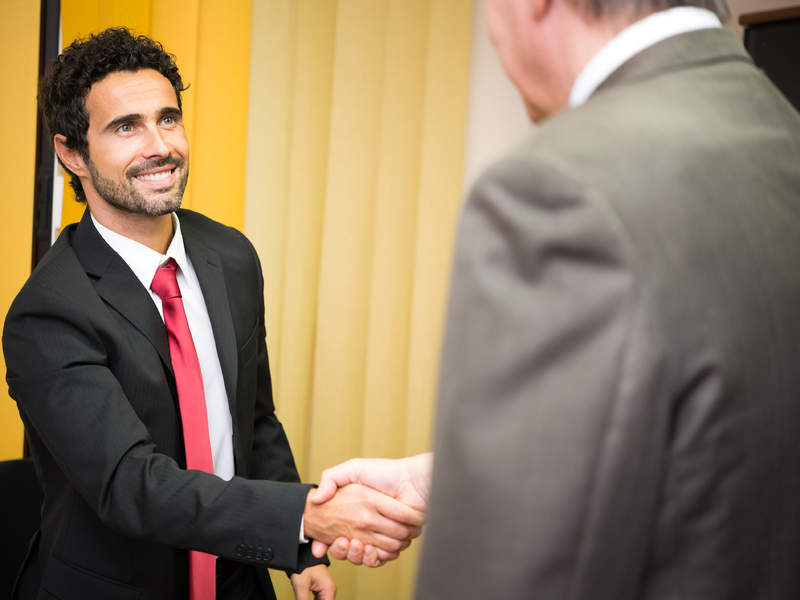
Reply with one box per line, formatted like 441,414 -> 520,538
136,170 -> 172,182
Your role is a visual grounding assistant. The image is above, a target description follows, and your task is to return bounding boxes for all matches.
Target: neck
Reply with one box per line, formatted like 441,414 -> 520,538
526,3 -> 649,121
87,198 -> 175,254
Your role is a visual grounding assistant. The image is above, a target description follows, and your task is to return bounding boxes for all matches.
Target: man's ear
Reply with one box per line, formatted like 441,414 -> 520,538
53,134 -> 88,177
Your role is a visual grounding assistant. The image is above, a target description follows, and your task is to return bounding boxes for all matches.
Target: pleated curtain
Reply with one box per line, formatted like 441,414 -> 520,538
0,1 -> 40,460
245,2 -> 472,597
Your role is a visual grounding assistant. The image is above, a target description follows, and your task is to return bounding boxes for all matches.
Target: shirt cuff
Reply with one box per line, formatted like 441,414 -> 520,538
299,515 -> 309,543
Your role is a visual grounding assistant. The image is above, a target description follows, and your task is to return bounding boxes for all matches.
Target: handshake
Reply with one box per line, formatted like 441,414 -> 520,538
302,453 -> 433,568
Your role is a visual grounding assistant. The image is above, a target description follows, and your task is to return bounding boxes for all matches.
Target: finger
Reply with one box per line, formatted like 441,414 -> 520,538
311,539 -> 329,558
346,538 -> 365,565
329,538 -> 350,561
316,588 -> 335,600
361,544 -> 393,568
365,510 -> 422,544
375,546 -> 400,562
316,582 -> 337,600
360,531 -> 413,554
308,566 -> 337,600
372,493 -> 427,528
290,574 -> 310,600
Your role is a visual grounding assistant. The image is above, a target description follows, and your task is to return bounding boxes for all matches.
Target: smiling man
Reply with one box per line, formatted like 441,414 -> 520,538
3,28 -> 424,600
58,68 -> 190,251
79,70 -> 189,217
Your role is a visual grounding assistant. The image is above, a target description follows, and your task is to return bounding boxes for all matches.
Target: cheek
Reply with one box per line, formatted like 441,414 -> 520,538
87,140 -> 131,175
169,132 -> 190,159
496,47 -> 529,96
100,155 -> 130,178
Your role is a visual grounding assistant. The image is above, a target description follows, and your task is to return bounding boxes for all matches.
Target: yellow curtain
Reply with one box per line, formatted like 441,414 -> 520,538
59,0 -> 252,231
245,1 -> 473,598
5,0 -> 472,595
0,0 -> 253,458
0,2 -> 40,461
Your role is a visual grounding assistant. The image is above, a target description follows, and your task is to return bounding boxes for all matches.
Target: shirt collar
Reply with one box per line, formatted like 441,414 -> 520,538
90,212 -> 195,291
569,7 -> 722,108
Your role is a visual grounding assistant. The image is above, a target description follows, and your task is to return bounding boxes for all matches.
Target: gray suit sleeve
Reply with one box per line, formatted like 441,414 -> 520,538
416,158 -> 667,599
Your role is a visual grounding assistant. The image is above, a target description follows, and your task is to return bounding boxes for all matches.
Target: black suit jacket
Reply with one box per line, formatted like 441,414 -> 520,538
3,209 -> 322,599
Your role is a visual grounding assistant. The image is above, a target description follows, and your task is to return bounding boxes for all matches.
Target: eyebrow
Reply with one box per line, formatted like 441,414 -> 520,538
103,106 -> 183,133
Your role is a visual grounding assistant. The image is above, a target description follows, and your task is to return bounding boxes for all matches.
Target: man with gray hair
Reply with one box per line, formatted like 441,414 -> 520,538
310,0 -> 800,597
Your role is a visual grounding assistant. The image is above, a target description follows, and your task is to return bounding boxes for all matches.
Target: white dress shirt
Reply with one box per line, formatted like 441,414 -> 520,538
570,6 -> 722,108
92,213 -> 235,481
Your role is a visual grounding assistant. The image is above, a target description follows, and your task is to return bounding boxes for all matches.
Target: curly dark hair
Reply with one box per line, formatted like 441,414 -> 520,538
38,27 -> 188,203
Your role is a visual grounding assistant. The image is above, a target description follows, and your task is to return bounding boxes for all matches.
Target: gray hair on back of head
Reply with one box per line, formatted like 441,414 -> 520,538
573,0 -> 730,21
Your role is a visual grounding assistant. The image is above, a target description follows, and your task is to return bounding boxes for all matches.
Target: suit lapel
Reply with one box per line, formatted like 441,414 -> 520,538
181,223 -> 239,416
70,210 -> 173,372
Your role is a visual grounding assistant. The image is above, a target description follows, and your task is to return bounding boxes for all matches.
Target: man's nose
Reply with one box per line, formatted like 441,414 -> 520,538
142,126 -> 170,158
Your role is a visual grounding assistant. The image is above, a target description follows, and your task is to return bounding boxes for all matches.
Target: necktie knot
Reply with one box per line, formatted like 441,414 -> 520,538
151,258 -> 182,300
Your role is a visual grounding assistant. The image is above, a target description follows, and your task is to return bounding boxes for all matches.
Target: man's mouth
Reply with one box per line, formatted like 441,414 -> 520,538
135,169 -> 174,182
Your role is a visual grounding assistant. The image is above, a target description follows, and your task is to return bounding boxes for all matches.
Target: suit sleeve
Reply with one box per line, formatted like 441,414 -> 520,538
3,264 -> 314,574
416,158 -> 668,599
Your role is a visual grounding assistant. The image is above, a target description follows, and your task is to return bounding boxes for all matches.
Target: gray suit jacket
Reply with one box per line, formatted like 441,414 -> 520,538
3,209 -> 323,599
417,29 -> 800,599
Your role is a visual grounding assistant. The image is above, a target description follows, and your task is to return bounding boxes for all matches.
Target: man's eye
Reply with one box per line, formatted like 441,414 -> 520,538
162,116 -> 174,125
118,124 -> 133,133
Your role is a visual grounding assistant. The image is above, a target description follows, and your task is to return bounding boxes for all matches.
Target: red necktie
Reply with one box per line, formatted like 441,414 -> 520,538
151,258 -> 216,600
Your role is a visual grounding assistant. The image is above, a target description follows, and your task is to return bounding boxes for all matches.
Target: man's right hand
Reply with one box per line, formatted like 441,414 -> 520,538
308,453 -> 433,566
302,483 -> 424,557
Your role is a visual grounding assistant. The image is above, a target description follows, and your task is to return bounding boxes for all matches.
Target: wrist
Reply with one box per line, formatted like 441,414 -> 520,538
302,489 -> 323,542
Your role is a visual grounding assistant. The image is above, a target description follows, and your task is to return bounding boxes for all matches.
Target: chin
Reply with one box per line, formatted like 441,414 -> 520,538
525,98 -> 567,124
144,195 -> 183,217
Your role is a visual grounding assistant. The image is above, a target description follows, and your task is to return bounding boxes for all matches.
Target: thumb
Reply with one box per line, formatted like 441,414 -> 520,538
310,479 -> 338,505
311,539 -> 329,558
311,460 -> 363,504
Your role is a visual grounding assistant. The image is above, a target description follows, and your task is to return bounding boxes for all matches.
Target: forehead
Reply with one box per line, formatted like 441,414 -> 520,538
85,69 -> 178,124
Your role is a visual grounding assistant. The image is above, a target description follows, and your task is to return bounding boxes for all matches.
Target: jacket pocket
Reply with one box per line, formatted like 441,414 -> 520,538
239,318 -> 260,368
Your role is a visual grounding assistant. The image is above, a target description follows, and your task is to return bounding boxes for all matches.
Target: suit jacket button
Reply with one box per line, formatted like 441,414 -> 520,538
235,544 -> 246,557
264,548 -> 274,562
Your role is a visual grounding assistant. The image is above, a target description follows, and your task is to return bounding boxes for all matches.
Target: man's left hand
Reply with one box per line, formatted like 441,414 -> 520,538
290,564 -> 336,600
